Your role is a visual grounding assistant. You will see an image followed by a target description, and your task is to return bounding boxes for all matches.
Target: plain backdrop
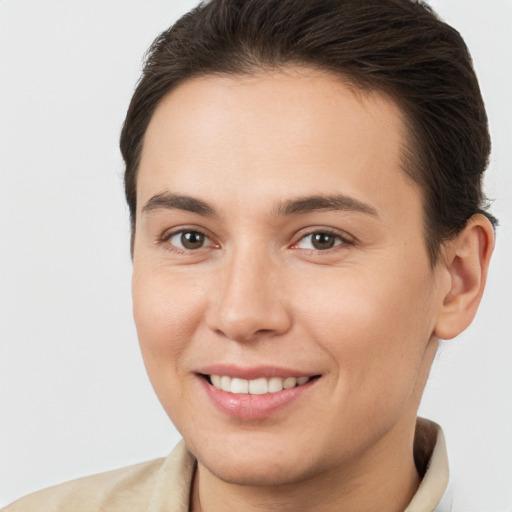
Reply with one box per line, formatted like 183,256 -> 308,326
1,0 -> 511,509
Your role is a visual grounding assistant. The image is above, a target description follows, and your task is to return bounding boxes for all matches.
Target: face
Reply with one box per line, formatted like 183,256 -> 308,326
132,68 -> 445,486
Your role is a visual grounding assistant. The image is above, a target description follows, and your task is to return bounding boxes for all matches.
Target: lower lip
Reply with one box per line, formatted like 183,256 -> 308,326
199,377 -> 317,420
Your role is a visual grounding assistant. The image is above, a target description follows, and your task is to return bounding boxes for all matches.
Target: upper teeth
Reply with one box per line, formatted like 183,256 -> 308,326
210,375 -> 310,394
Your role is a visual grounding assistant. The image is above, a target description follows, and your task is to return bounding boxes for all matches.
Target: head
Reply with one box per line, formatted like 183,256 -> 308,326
120,0 -> 495,494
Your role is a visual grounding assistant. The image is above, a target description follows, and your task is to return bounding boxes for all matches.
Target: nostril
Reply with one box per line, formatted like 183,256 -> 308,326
254,328 -> 274,336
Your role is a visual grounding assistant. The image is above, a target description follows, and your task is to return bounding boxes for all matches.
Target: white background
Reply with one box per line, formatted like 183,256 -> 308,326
0,1 -> 511,509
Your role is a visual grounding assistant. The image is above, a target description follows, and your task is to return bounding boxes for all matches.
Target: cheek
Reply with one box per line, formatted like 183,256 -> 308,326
131,266 -> 207,400
294,263 -> 436,405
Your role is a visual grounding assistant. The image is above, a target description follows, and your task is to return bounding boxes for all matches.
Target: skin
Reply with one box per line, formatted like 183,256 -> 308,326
132,68 -> 494,512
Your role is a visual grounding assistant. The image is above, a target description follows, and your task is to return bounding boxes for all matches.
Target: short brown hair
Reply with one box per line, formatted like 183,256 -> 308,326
120,0 -> 496,262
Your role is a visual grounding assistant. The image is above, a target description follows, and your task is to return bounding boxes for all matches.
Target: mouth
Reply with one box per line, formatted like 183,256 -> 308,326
196,365 -> 322,419
203,374 -> 320,395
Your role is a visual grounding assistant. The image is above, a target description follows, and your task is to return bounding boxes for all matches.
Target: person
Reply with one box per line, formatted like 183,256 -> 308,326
2,0 -> 497,510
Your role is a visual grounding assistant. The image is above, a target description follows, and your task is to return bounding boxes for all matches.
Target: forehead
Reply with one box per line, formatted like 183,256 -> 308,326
137,67 -> 419,219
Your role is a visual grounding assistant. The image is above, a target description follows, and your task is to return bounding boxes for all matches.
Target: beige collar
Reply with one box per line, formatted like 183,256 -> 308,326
406,418 -> 450,511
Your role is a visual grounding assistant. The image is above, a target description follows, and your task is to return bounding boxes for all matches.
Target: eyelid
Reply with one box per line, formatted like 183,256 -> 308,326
160,226 -> 219,254
290,227 -> 356,251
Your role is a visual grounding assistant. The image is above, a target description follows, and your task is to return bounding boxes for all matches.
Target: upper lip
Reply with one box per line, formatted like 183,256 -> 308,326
196,364 -> 319,380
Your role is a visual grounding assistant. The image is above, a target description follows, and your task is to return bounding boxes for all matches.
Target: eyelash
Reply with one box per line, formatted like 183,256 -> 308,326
160,228 -> 216,254
291,229 -> 354,253
160,228 -> 354,254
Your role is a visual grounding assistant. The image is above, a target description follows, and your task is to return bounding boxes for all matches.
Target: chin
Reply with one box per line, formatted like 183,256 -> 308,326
185,430 -> 328,487
202,454 -> 317,487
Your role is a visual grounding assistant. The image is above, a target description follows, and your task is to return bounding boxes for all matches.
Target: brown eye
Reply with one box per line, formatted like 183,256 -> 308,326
181,231 -> 204,249
168,230 -> 210,250
311,232 -> 336,250
295,231 -> 347,251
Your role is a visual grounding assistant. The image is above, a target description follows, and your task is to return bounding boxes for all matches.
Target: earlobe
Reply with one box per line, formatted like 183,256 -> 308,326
434,214 -> 495,340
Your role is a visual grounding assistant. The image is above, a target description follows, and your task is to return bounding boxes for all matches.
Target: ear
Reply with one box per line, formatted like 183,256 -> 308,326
434,214 -> 495,340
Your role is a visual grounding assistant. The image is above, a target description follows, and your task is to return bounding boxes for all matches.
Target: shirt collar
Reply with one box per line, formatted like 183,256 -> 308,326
406,418 -> 450,511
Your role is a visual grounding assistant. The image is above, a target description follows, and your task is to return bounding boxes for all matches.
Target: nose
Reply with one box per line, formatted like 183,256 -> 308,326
206,247 -> 292,342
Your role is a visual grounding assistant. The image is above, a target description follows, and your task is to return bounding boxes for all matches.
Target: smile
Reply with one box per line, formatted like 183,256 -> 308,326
200,372 -> 320,419
208,375 -> 312,394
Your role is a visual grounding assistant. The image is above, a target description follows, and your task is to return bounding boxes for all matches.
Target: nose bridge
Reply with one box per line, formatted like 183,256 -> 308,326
208,242 -> 291,341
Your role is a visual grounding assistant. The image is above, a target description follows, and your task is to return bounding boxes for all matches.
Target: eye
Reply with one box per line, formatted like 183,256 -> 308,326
167,230 -> 213,251
294,231 -> 348,251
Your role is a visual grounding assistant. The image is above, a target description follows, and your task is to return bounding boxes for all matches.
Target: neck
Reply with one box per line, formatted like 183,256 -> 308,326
191,418 -> 421,512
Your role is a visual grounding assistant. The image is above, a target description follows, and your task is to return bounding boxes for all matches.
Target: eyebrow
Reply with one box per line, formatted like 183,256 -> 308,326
273,194 -> 379,217
142,193 -> 218,217
141,192 -> 379,219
